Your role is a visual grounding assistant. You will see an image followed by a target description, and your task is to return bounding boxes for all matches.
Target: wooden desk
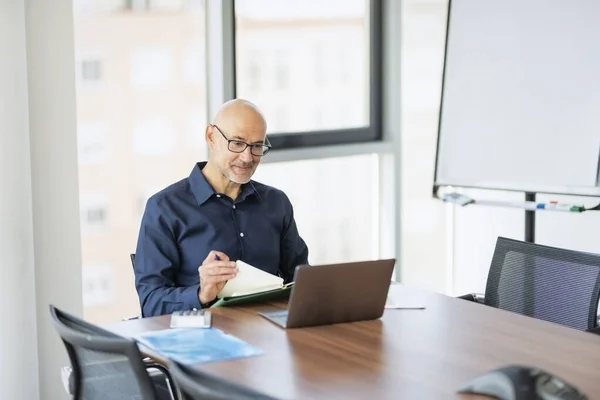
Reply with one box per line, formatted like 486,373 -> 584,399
104,285 -> 600,399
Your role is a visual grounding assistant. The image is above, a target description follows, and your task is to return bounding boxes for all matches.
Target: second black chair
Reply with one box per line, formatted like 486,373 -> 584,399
168,359 -> 281,400
460,236 -> 600,333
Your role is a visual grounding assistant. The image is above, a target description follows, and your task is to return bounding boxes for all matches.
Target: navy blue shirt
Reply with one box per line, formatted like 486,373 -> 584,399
134,162 -> 309,317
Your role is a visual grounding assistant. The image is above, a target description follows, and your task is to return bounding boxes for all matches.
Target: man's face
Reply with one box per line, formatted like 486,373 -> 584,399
210,123 -> 267,184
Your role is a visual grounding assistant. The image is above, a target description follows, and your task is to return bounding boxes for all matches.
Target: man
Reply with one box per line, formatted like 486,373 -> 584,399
134,99 -> 309,317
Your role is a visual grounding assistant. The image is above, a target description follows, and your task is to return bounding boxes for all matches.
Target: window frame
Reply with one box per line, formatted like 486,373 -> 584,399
230,0 -> 384,149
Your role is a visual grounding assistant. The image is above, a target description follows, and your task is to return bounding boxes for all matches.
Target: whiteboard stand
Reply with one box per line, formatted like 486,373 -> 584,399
525,192 -> 535,243
433,0 -> 600,245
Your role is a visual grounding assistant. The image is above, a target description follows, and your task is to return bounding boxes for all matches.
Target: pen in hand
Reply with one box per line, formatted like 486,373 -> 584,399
213,253 -> 237,277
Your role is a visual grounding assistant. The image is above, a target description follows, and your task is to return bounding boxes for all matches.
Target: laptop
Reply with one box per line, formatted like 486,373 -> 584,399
258,259 -> 396,329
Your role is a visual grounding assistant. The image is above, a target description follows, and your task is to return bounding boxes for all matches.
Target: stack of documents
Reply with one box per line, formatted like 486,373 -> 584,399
212,260 -> 294,307
217,260 -> 290,298
134,328 -> 263,365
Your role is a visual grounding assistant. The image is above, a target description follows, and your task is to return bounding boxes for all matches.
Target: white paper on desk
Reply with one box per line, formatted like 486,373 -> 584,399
385,294 -> 426,309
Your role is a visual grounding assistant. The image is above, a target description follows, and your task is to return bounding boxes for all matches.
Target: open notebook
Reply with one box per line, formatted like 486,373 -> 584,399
212,260 -> 294,307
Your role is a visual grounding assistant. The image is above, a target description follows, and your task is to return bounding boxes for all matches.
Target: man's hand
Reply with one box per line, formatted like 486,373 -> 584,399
198,250 -> 238,304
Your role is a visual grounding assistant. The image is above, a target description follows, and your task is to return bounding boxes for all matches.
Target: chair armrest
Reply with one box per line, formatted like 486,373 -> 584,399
589,317 -> 600,335
144,360 -> 169,374
587,326 -> 600,335
457,293 -> 485,304
144,360 -> 178,400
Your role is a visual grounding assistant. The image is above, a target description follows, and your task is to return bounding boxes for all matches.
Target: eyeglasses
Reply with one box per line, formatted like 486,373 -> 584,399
211,124 -> 272,157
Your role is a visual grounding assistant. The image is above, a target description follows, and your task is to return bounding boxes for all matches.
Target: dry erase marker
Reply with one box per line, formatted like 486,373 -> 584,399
536,203 -> 584,212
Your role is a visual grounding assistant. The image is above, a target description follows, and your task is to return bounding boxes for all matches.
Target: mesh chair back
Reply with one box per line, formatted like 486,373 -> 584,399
168,360 -> 280,400
49,305 -> 161,400
485,237 -> 600,331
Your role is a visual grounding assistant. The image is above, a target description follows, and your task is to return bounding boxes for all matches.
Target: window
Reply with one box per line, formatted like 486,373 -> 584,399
75,54 -> 105,87
80,193 -> 109,232
82,264 -> 116,307
124,0 -> 188,12
245,50 -> 262,92
73,4 -> 208,323
77,122 -> 109,164
314,44 -> 326,86
253,154 -> 379,264
234,0 -> 382,148
339,45 -> 353,84
87,208 -> 107,223
133,117 -> 175,156
124,0 -> 149,10
183,44 -> 205,84
148,0 -> 186,12
273,50 -> 289,91
186,114 -> 207,148
130,47 -> 174,88
81,60 -> 102,81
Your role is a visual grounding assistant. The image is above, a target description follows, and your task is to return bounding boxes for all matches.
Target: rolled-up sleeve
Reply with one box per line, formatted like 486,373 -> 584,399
134,197 -> 201,317
279,195 -> 309,282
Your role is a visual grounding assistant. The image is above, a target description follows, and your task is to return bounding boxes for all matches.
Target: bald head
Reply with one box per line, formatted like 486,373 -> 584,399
204,99 -> 268,186
213,99 -> 267,134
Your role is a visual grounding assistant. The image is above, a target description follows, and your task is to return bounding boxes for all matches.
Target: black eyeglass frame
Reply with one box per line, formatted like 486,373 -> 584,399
211,124 -> 272,157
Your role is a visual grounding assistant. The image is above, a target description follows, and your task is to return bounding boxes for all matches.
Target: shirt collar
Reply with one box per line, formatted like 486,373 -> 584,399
240,181 -> 262,203
189,162 -> 261,206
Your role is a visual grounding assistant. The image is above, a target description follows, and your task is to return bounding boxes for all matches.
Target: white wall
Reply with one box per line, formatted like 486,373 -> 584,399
25,0 -> 84,399
0,1 -> 39,399
399,0 -> 450,292
452,189 -> 524,295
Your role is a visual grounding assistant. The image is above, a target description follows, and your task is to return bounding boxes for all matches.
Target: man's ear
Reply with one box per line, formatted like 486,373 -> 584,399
205,125 -> 214,146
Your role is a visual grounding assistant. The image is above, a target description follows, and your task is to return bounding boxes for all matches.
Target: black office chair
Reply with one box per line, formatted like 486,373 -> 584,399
124,253 -> 142,321
459,236 -> 600,333
168,359 -> 280,400
49,304 -> 177,400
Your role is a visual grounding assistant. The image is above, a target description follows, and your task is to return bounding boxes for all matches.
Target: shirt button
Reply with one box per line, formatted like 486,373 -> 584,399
216,194 -> 221,198
233,205 -> 236,209
240,232 -> 244,237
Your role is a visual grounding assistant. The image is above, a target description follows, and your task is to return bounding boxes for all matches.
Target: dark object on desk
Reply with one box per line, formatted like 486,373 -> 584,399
458,365 -> 588,400
168,359 -> 280,400
49,304 -> 177,400
211,283 -> 293,308
122,252 -> 143,321
259,258 -> 395,329
458,237 -> 600,333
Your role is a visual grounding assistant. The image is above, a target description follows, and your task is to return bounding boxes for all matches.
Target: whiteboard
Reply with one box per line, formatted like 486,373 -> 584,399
435,0 -> 600,196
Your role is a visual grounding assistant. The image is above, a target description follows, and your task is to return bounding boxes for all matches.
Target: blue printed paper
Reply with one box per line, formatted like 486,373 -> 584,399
134,328 -> 263,365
